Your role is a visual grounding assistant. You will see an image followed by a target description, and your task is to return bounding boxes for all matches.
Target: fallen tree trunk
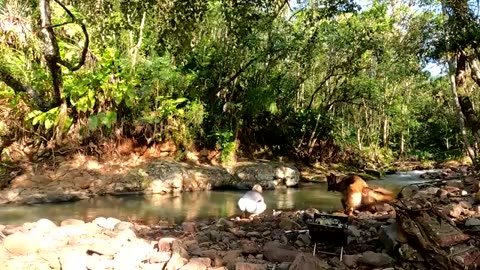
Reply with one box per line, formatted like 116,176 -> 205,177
393,197 -> 480,270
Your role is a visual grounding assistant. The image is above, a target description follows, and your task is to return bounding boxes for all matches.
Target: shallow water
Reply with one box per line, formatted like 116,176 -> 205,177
0,170 -> 439,225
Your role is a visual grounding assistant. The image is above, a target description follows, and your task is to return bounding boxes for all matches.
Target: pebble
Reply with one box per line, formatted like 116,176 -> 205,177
465,218 -> 480,227
0,201 -> 473,270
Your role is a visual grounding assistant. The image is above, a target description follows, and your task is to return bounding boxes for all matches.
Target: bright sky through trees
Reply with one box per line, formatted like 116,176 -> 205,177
288,0 -> 446,77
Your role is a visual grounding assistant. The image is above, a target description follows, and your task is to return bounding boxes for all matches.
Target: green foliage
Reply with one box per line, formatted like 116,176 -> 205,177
0,0 -> 474,166
211,129 -> 236,163
88,111 -> 117,131
23,106 -> 72,133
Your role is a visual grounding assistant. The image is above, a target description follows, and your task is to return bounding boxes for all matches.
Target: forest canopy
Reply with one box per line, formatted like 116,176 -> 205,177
1,0 -> 480,168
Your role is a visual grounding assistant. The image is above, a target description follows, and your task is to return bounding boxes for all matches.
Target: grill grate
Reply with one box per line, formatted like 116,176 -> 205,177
306,213 -> 350,260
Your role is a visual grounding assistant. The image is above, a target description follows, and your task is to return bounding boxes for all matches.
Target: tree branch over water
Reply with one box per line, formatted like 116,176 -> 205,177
52,0 -> 89,72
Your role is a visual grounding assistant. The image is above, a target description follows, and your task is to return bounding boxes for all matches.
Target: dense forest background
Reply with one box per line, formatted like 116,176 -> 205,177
1,0 -> 480,169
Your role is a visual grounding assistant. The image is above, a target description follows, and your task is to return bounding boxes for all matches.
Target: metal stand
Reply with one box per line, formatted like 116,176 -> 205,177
307,213 -> 349,262
312,243 -> 344,261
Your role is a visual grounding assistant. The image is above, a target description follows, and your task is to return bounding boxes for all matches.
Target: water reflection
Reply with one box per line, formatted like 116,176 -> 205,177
0,171 -> 433,225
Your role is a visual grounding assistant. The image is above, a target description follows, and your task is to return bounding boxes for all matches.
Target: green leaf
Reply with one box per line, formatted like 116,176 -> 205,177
174,97 -> 188,104
26,110 -> 43,121
63,116 -> 73,133
8,96 -> 21,108
44,118 -> 54,130
32,114 -> 44,126
104,111 -> 117,128
88,115 -> 99,131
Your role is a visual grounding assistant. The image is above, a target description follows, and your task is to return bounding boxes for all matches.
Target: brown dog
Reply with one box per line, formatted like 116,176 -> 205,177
327,173 -> 401,215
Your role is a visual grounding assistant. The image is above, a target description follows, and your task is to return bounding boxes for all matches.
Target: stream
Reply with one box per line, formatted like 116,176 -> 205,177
0,169 -> 440,225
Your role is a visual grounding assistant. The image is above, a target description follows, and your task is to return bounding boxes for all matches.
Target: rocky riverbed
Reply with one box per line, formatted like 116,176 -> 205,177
2,167 -> 480,270
0,207 -> 400,270
0,149 -> 469,207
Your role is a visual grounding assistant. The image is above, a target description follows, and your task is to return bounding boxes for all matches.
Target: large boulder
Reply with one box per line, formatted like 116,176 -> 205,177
116,160 -> 236,194
0,158 -> 302,205
229,161 -> 300,189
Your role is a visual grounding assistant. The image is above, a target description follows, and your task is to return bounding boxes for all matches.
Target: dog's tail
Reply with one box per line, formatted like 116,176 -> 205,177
363,187 -> 400,204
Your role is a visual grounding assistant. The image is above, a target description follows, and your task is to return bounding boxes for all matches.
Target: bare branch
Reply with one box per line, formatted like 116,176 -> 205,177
52,0 -> 89,72
35,21 -> 72,31
306,70 -> 352,110
131,12 -> 147,72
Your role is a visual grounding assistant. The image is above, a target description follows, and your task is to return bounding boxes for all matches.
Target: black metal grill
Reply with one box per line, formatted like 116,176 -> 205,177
306,213 -> 350,260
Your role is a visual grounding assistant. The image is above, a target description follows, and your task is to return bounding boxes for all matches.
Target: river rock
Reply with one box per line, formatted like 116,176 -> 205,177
465,218 -> 480,227
182,222 -> 197,233
60,219 -> 85,226
436,189 -> 449,197
466,178 -> 480,193
420,171 -> 442,179
59,249 -> 88,270
148,251 -> 172,264
114,221 -> 134,231
165,241 -> 189,270
87,239 -> 120,256
289,253 -> 329,270
222,249 -> 242,267
246,231 -> 262,238
3,232 -> 44,255
235,262 -> 266,270
379,223 -> 398,252
297,234 -> 311,246
263,241 -> 299,262
342,254 -> 361,268
2,224 -> 23,236
113,241 -> 152,269
216,218 -> 234,230
278,218 -> 300,230
276,262 -> 291,270
357,251 -> 394,268
159,237 -> 177,252
39,252 -> 61,269
35,218 -> 58,232
231,161 -> 300,189
445,203 -> 465,218
180,257 -> 212,270
17,189 -> 88,205
123,160 -> 236,194
241,240 -> 260,254
347,225 -> 361,238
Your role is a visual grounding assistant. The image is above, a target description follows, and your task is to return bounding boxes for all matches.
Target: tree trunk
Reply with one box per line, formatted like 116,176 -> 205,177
357,127 -> 363,151
458,96 -> 480,142
131,11 -> 147,72
400,131 -> 405,158
382,116 -> 388,148
307,113 -> 322,154
40,0 -> 70,144
468,57 -> 480,86
448,65 -> 477,164
441,0 -> 477,166
40,0 -> 63,106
